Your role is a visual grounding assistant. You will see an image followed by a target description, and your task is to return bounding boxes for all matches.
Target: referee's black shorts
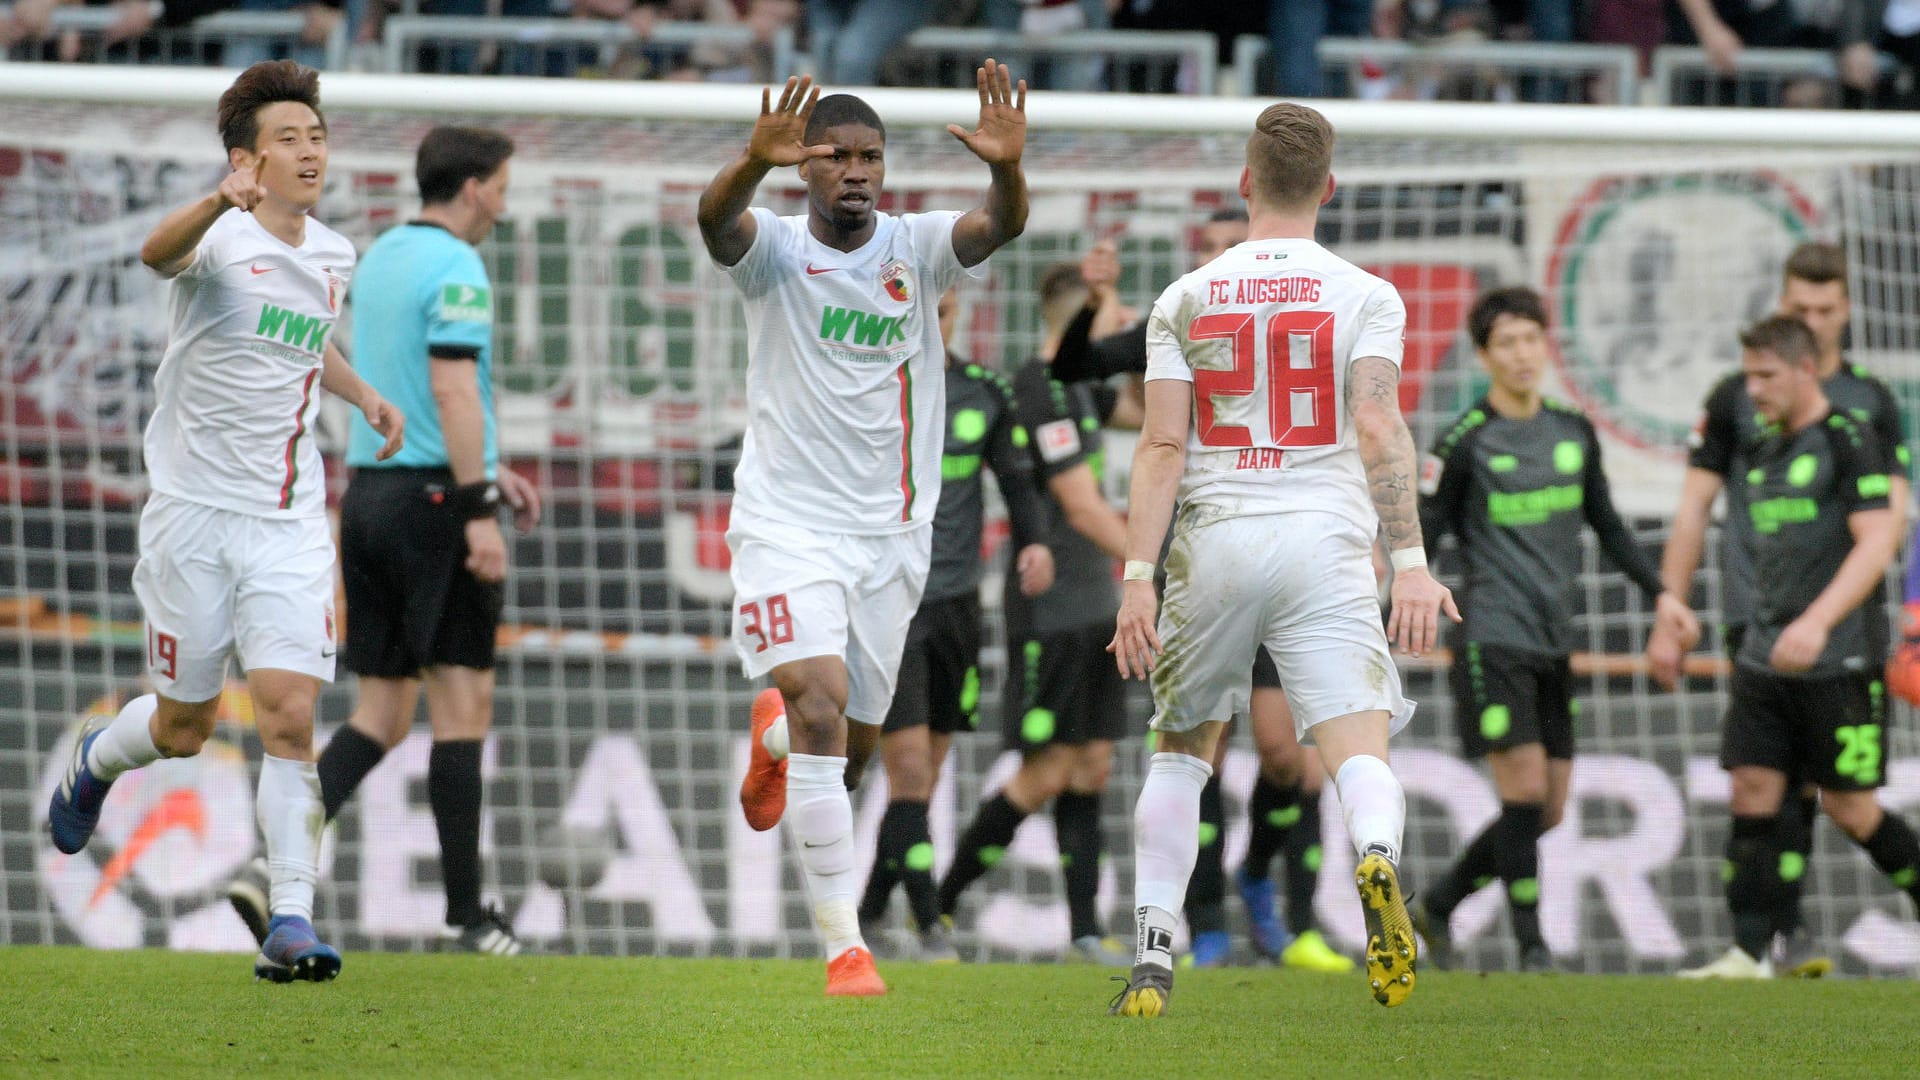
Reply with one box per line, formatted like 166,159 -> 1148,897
340,466 -> 504,678
883,592 -> 982,735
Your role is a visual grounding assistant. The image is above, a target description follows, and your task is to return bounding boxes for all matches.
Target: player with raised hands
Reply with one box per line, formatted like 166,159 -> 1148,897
697,61 -> 1027,996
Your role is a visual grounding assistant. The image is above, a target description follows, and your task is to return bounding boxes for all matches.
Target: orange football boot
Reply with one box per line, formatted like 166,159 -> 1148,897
824,946 -> 887,997
740,687 -> 788,832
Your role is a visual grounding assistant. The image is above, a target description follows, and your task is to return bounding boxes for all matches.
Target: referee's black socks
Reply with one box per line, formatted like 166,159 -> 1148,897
1860,810 -> 1920,913
317,725 -> 387,822
429,739 -> 486,930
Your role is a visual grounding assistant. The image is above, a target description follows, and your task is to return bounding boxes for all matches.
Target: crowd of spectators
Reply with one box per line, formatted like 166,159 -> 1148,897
5,0 -> 1920,107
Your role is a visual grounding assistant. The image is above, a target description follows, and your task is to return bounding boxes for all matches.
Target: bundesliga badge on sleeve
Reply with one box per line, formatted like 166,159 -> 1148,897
879,259 -> 913,303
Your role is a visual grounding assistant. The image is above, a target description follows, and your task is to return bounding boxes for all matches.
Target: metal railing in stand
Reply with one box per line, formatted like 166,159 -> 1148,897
892,27 -> 1218,96
2,6 -> 346,69
380,16 -> 792,80
1233,34 -> 1640,106
1648,45 -> 1839,108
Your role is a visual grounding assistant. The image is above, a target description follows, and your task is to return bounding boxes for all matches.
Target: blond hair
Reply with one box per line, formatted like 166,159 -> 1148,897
1245,103 -> 1334,210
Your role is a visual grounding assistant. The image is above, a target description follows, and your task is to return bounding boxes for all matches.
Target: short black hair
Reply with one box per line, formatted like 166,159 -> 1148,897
804,94 -> 885,144
1039,261 -> 1086,308
1207,206 -> 1249,225
417,126 -> 515,206
1468,286 -> 1548,350
217,60 -> 323,153
1739,314 -> 1817,364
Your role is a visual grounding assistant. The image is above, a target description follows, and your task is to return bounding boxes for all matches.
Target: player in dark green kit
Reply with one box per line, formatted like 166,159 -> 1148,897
1669,316 -> 1920,978
1650,243 -> 1910,975
858,288 -> 1055,961
1409,286 -> 1694,971
936,262 -> 1136,964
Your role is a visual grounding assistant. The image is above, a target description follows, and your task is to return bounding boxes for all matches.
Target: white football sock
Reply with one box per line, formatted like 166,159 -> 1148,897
787,752 -> 863,960
258,754 -> 324,923
1333,754 -> 1405,865
87,694 -> 161,780
1132,750 -> 1213,967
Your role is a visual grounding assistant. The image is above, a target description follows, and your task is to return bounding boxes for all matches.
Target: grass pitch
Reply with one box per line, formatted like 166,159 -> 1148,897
1,947 -> 1912,1078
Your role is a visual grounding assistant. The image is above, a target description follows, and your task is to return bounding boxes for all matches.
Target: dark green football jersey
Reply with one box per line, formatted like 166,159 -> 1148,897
1689,363 -> 1907,627
923,361 -> 1050,604
1420,397 -> 1662,655
1736,409 -> 1893,677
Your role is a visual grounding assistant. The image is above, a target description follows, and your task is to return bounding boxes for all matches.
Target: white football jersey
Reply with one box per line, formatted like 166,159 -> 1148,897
146,209 -> 354,519
1144,237 -> 1406,532
718,207 -> 988,534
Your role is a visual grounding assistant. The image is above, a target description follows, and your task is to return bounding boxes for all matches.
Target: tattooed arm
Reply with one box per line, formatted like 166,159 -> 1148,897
1350,355 -> 1459,656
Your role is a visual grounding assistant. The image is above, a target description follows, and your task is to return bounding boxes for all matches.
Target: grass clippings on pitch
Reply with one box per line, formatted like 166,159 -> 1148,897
0,947 -> 1911,1078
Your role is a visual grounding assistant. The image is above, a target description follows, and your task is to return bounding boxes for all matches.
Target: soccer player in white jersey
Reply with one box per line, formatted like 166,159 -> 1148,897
696,64 -> 1028,996
47,61 -> 404,983
1107,103 -> 1457,1016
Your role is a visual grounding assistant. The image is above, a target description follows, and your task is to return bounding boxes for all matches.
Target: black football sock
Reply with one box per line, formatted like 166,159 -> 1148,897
1282,788 -> 1324,936
429,739 -> 485,929
859,799 -> 910,922
1770,792 -> 1814,936
1184,776 -> 1226,935
1055,790 -> 1106,941
1243,776 -> 1302,883
1860,811 -> 1920,913
939,793 -> 1026,917
1492,801 -> 1546,953
1425,818 -> 1503,922
317,724 -> 387,822
1726,814 -> 1783,962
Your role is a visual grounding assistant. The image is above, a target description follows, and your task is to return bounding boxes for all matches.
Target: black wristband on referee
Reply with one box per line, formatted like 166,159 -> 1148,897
444,480 -> 500,521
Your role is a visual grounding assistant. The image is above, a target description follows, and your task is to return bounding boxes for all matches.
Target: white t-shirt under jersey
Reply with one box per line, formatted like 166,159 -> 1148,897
718,207 -> 987,534
1144,236 -> 1407,533
146,209 -> 354,520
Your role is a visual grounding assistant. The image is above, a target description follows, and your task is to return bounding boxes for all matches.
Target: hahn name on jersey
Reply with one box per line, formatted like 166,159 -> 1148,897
146,209 -> 355,519
1143,237 -> 1406,532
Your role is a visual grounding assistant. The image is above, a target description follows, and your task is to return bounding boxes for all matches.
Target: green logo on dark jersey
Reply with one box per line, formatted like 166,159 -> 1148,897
952,408 -> 987,443
255,303 -> 331,353
1860,474 -> 1892,498
1787,454 -> 1818,488
1488,454 -> 1517,473
1553,440 -> 1584,475
820,305 -> 909,347
1749,496 -> 1818,534
1487,484 -> 1583,527
440,284 -> 491,323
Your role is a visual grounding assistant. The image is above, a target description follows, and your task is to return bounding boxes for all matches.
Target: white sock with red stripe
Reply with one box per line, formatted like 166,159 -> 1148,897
258,754 -> 323,923
87,694 -> 161,780
787,752 -> 864,960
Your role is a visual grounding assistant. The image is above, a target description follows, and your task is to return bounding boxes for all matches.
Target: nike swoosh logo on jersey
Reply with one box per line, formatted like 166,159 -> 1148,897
805,264 -> 837,275
250,264 -> 276,275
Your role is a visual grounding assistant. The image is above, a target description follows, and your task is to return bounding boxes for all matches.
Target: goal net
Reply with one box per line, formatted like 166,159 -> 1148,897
3,67 -> 1918,973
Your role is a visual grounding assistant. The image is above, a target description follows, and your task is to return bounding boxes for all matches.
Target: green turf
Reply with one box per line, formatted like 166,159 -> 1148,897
0,947 -> 1913,1078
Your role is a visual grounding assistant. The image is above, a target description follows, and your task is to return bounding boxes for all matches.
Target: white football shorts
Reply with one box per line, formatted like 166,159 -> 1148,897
1149,508 -> 1413,741
132,493 -> 338,702
726,506 -> 931,725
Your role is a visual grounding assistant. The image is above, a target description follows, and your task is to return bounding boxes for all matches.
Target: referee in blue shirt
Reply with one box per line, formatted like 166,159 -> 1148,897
230,126 -> 539,955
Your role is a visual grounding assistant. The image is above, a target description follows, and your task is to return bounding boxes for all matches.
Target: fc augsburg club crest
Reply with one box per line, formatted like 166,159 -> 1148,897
879,259 -> 912,303
1546,172 -> 1816,452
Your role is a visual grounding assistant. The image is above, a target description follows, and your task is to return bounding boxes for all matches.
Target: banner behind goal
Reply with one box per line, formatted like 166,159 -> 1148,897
3,68 -> 1919,973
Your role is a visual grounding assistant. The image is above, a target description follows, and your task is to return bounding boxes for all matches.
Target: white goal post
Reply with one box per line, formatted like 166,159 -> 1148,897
3,64 -> 1919,973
